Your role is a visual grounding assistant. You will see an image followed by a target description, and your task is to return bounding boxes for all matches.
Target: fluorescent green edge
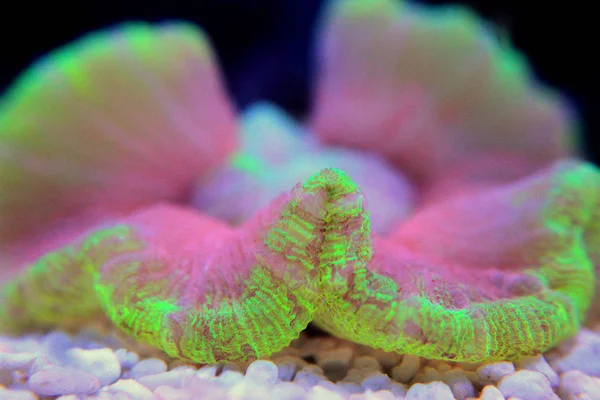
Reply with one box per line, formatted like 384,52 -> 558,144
0,167 -> 597,363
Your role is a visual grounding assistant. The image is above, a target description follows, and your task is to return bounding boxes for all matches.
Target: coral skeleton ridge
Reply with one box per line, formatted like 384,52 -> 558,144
1,0 -> 598,367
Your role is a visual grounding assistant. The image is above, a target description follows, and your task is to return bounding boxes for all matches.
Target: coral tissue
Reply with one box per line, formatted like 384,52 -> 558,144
1,0 -> 598,367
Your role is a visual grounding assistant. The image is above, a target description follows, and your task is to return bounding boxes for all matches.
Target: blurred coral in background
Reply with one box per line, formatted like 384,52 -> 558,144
1,1 -> 599,399
0,0 -> 597,157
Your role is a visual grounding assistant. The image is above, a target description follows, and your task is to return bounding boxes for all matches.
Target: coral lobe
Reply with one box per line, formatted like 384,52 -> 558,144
1,0 -> 599,367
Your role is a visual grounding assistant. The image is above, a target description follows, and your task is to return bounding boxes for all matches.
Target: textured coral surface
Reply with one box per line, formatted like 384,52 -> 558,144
1,0 -> 598,370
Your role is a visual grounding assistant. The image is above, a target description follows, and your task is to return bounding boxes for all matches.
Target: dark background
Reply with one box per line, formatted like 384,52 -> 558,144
1,0 -> 597,162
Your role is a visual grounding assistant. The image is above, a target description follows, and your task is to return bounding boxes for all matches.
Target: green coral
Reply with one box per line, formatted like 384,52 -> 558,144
1,166 -> 598,363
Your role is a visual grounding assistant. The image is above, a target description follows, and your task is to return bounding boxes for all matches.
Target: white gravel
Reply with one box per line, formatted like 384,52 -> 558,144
127,358 -> 168,380
28,366 -> 101,396
475,362 -> 515,385
549,329 -> 600,377
497,370 -> 560,400
1,326 -> 600,399
442,369 -> 475,399
558,370 -> 600,400
514,354 -> 560,388
404,381 -> 454,399
63,348 -> 121,386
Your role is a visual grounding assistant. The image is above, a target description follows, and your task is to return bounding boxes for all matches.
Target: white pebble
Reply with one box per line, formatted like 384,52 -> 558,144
336,382 -> 363,395
307,385 -> 345,400
105,379 -> 152,400
315,379 -> 347,395
274,357 -> 301,381
28,366 -> 100,396
95,392 -> 132,400
195,365 -> 218,379
443,369 -> 475,399
348,394 -> 367,400
221,364 -> 242,374
389,382 -> 407,397
181,375 -> 216,392
391,355 -> 421,383
270,381 -> 308,400
479,385 -> 505,400
170,365 -> 196,373
497,370 -> 559,400
64,348 -> 121,386
28,355 -> 58,374
515,354 -> 559,388
151,385 -> 191,400
137,369 -> 193,391
128,359 -> 167,380
0,352 -> 39,371
216,370 -> 244,386
404,381 -> 454,400
476,362 -> 515,384
552,329 -> 600,377
245,360 -> 279,385
41,332 -> 73,360
294,365 -> 325,389
8,338 -> 41,354
347,390 -> 394,400
558,370 -> 600,400
0,340 -> 13,353
114,349 -> 139,370
0,388 -> 38,399
361,372 -> 391,391
356,389 -> 396,400
228,380 -> 271,400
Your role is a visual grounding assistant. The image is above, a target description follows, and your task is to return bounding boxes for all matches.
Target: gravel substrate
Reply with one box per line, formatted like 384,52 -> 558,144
1,324 -> 600,400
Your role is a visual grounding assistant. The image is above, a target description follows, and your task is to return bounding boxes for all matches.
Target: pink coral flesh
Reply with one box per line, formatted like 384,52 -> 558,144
310,0 -> 576,185
0,0 -> 597,366
0,23 -> 238,269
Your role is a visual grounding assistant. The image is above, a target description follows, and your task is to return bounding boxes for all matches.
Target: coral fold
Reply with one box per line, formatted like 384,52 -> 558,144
0,0 -> 597,366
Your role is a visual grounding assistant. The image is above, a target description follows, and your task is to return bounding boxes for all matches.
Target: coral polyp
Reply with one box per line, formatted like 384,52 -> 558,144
1,0 -> 598,367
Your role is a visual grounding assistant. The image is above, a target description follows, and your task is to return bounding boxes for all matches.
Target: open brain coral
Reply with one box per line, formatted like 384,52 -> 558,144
1,0 -> 598,366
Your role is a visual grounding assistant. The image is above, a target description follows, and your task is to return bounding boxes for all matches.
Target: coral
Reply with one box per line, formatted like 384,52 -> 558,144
2,164 -> 599,364
193,102 -> 414,235
0,22 -> 237,274
311,0 -> 578,193
0,0 -> 598,367
312,161 -> 600,362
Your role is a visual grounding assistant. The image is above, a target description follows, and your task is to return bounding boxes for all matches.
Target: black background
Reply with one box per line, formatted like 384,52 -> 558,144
1,0 -> 597,162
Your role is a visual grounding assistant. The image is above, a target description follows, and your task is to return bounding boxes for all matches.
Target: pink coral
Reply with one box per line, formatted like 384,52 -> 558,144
311,0 -> 576,193
193,102 -> 415,234
0,0 -> 598,365
0,22 -> 238,275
